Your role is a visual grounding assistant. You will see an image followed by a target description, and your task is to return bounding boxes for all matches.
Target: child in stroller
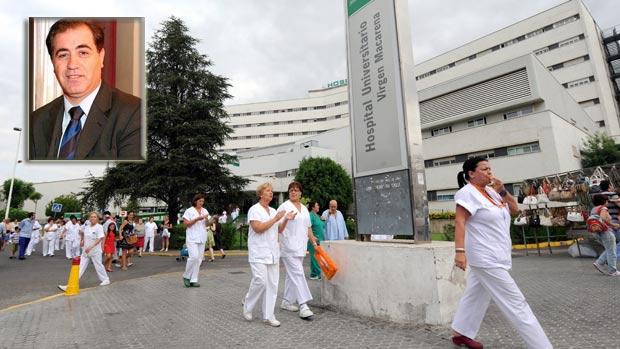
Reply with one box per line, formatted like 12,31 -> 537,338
176,244 -> 189,261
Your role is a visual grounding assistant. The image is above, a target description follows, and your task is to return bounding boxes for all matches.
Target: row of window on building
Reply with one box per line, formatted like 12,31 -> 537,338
429,105 -> 534,137
230,114 -> 345,129
425,141 -> 541,169
415,14 -> 581,81
228,130 -> 326,141
229,101 -> 348,117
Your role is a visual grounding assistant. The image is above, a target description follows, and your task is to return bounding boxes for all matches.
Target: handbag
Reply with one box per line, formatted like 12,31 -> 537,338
540,214 -> 553,227
567,209 -> 584,222
529,214 -> 541,227
522,195 -> 538,205
125,234 -> 138,245
314,245 -> 338,280
536,187 -> 549,203
513,214 -> 528,226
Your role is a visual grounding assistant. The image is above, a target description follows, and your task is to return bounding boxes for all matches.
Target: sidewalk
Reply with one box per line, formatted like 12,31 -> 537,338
0,249 -> 618,348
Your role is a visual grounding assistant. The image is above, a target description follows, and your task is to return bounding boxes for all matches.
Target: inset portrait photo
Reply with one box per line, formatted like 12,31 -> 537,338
28,17 -> 145,161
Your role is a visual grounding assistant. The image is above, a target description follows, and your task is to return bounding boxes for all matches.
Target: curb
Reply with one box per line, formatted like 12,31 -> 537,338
512,239 -> 575,250
145,250 -> 249,257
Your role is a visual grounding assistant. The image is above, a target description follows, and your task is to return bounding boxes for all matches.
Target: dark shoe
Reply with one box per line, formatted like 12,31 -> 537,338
209,259 -> 215,262
452,335 -> 483,349
221,254 -> 226,259
183,278 -> 191,287
9,256 -> 14,259
190,282 -> 201,287
18,257 -> 25,260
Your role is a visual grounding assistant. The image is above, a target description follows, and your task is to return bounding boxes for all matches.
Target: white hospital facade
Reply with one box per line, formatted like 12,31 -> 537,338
223,0 -> 620,212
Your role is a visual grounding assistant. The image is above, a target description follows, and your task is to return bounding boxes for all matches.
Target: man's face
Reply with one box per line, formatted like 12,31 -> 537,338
51,24 -> 104,105
329,202 -> 337,213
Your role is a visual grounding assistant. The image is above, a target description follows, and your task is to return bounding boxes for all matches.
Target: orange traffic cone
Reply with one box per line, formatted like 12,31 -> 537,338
314,245 -> 338,280
64,256 -> 80,296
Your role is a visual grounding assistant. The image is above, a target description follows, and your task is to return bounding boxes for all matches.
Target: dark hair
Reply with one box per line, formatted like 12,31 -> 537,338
107,222 -> 116,232
69,215 -> 77,220
47,217 -> 54,223
307,201 -> 320,211
288,181 -> 303,192
457,156 -> 488,188
600,180 -> 610,191
192,193 -> 206,207
104,211 -> 111,216
27,212 -> 35,219
592,194 -> 608,206
46,19 -> 104,57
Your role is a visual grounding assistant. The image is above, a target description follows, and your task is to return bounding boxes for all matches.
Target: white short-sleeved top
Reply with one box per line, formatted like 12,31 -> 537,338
65,222 -> 80,241
83,223 -> 104,252
247,203 -> 280,264
455,183 -> 512,270
277,200 -> 311,257
144,222 -> 157,237
183,207 -> 209,243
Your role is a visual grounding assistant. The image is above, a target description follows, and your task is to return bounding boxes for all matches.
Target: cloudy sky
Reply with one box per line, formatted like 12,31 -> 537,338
0,0 -> 617,186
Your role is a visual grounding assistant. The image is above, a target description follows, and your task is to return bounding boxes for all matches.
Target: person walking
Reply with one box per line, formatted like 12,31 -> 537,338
134,218 -> 145,257
278,181 -> 318,320
160,216 -> 171,252
144,217 -> 157,253
42,217 -> 57,257
118,212 -> 137,270
104,222 -> 117,272
591,194 -> 620,276
321,200 -> 348,241
451,157 -> 552,349
64,215 -> 81,259
213,218 -> 226,259
58,212 -> 110,291
243,183 -> 286,327
182,193 -> 209,287
307,201 -> 325,280
18,213 -> 40,260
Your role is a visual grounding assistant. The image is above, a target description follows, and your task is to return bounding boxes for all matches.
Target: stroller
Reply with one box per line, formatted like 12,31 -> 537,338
176,244 -> 189,261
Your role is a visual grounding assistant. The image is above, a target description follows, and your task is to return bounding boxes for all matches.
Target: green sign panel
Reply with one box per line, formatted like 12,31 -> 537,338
348,0 -> 373,16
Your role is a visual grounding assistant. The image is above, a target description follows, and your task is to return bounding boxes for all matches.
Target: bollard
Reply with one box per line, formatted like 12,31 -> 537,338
64,256 -> 81,296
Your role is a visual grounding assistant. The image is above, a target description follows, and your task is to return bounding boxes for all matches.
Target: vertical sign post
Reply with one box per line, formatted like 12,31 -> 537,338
346,0 -> 430,241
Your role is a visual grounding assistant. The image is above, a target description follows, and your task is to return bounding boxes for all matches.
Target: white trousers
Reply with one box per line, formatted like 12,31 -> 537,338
54,235 -> 61,250
183,242 -> 205,283
25,234 -> 40,255
281,256 -> 313,305
244,262 -> 279,320
79,250 -> 109,283
65,240 -> 80,259
452,266 -> 552,349
144,235 -> 155,252
42,238 -> 55,256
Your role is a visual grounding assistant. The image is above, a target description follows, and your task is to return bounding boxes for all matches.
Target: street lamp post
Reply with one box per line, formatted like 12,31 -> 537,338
4,127 -> 23,220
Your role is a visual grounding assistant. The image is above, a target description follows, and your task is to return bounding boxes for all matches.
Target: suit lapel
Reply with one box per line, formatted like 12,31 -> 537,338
75,84 -> 112,159
45,99 -> 65,159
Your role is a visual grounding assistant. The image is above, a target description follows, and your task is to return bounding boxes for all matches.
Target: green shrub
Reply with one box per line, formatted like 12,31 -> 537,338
442,223 -> 455,241
169,224 -> 186,250
0,208 -> 29,221
345,217 -> 356,240
429,212 -> 455,219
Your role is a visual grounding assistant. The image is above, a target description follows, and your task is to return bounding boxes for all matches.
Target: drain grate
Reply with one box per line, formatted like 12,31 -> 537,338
229,271 -> 245,275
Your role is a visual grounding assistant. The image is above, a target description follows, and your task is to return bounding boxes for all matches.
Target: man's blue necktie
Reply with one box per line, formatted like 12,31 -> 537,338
58,106 -> 83,160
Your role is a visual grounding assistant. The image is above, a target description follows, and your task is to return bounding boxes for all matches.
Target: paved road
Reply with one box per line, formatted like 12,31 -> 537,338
0,247 -> 243,310
0,248 -> 618,348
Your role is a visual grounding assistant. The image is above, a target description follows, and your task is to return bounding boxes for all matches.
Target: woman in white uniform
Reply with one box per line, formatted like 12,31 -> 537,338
451,157 -> 552,349
58,212 -> 110,291
42,217 -> 57,257
278,181 -> 318,320
242,183 -> 286,327
182,193 -> 209,287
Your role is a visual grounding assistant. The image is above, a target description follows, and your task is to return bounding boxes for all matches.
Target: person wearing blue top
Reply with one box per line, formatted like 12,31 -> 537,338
18,212 -> 40,260
321,200 -> 348,241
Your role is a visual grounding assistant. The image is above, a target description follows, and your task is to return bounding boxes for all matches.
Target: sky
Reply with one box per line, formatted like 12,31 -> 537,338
0,0 -> 618,186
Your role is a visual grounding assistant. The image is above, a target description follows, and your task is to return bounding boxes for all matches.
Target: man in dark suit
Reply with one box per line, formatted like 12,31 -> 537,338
29,19 -> 143,161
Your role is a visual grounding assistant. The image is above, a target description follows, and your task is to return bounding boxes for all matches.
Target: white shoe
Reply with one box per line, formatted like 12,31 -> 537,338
57,285 -> 67,292
299,304 -> 313,318
243,309 -> 252,321
114,263 -> 121,268
165,248 -> 168,252
263,318 -> 280,327
593,262 -> 607,274
100,280 -> 110,286
609,270 -> 620,276
280,300 -> 299,312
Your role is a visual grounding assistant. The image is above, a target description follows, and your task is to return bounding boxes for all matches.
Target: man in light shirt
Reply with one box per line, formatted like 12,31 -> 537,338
144,217 -> 158,253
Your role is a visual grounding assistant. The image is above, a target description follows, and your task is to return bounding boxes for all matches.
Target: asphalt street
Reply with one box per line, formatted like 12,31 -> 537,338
0,247 -> 244,310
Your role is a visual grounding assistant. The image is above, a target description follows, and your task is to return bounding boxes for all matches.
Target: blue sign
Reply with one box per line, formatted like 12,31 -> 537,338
51,203 -> 63,213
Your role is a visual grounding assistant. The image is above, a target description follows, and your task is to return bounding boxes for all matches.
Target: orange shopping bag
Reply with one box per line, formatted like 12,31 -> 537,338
314,245 -> 338,280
